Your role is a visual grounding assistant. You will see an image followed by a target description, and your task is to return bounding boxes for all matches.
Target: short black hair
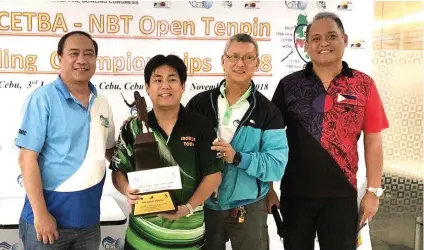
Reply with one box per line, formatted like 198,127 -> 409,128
144,55 -> 187,85
305,12 -> 345,41
57,31 -> 98,56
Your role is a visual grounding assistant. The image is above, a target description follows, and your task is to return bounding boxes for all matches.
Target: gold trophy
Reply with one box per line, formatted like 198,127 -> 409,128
123,91 -> 178,216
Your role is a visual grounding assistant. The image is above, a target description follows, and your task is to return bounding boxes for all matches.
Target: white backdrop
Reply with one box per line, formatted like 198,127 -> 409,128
0,1 -> 373,249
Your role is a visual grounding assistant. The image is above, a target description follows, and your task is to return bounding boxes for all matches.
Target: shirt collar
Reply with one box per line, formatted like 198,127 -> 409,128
147,104 -> 187,130
304,61 -> 354,79
54,75 -> 97,100
219,81 -> 252,105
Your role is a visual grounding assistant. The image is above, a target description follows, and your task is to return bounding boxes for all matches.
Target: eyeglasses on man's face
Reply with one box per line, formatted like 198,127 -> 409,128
224,53 -> 257,64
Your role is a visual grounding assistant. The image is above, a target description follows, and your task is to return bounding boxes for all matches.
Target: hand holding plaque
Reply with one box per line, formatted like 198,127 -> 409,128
125,91 -> 180,216
128,166 -> 182,216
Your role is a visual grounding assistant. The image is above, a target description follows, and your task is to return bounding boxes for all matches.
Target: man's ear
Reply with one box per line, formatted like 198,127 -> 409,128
145,83 -> 150,94
344,34 -> 349,47
255,58 -> 260,72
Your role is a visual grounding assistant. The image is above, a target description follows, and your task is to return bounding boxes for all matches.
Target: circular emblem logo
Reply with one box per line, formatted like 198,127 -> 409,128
115,238 -> 125,249
312,93 -> 334,113
202,1 -> 213,9
130,107 -> 138,117
102,236 -> 125,250
285,1 -> 308,10
17,174 -> 23,187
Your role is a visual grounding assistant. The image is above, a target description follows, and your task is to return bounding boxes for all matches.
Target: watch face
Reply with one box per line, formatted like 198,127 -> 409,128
376,189 -> 384,197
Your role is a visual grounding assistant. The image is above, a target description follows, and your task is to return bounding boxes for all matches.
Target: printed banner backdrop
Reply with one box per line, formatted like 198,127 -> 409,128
0,1 -> 373,249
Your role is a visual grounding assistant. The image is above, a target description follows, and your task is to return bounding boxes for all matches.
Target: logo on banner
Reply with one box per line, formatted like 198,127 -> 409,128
17,174 -> 23,187
337,1 -> 353,11
337,94 -> 357,105
102,237 -> 125,250
350,39 -> 366,49
285,1 -> 308,10
189,1 -> 213,9
244,1 -> 260,9
293,14 -> 310,63
221,1 -> 232,8
279,13 -> 310,67
0,242 -> 24,250
130,106 -> 138,117
153,1 -> 171,8
316,1 -> 326,10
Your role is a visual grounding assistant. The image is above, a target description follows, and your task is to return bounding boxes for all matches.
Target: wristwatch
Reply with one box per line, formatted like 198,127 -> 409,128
185,203 -> 194,217
367,187 -> 384,198
233,152 -> 242,166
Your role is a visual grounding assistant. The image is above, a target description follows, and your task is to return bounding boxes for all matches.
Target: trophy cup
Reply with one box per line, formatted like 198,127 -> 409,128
124,91 -> 178,216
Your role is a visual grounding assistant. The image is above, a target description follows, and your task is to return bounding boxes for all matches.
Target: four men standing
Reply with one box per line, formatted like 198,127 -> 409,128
15,11 -> 387,250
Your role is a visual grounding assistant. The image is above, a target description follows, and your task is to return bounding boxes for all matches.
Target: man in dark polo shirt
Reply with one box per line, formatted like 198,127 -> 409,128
271,12 -> 389,250
110,54 -> 223,249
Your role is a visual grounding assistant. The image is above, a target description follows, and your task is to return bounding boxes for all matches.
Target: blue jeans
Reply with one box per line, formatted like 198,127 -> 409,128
19,218 -> 101,250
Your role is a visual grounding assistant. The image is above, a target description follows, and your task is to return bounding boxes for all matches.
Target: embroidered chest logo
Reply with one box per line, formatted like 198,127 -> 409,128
181,136 -> 195,147
100,115 -> 110,128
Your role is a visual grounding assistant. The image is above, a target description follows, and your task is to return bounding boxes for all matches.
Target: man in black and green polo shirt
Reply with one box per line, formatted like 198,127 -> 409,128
110,54 -> 223,250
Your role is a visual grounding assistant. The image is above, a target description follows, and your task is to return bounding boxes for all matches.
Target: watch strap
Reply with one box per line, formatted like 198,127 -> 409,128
233,152 -> 241,166
367,187 -> 384,197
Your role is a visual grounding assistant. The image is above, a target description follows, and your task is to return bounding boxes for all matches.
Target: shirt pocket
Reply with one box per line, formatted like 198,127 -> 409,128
329,102 -> 365,150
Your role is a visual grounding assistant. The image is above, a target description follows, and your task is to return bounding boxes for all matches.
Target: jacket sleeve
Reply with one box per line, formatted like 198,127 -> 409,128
185,95 -> 198,113
236,105 -> 289,182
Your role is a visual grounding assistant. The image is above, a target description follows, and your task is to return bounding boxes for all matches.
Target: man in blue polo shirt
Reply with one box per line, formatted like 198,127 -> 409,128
15,31 -> 116,249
